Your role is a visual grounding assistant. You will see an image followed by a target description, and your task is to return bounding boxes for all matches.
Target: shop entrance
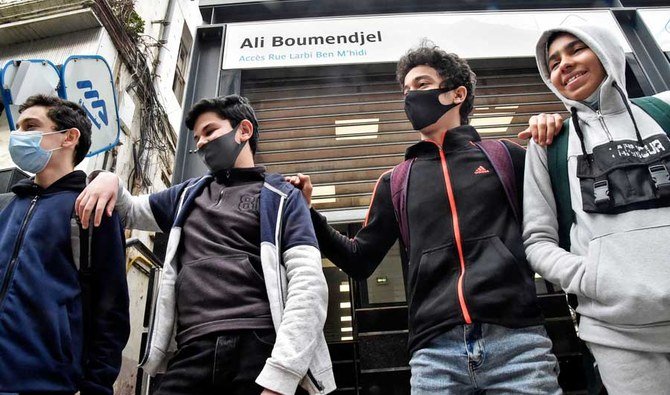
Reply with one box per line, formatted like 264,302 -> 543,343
240,60 -> 597,394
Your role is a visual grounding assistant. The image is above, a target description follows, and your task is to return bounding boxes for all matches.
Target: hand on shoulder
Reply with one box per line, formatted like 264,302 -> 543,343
517,113 -> 564,146
284,173 -> 313,207
75,171 -> 120,229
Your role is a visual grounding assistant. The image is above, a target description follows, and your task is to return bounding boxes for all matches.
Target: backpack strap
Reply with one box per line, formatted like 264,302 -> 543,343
70,214 -> 94,364
547,119 -> 574,251
474,140 -> 520,224
390,159 -> 414,251
70,215 -> 93,272
631,96 -> 670,135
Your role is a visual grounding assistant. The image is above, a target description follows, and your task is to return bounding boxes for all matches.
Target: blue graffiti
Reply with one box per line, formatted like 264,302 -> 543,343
76,80 -> 108,129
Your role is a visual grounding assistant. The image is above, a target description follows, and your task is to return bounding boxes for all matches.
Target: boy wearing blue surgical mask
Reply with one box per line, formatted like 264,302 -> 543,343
0,94 -> 129,395
288,44 -> 562,393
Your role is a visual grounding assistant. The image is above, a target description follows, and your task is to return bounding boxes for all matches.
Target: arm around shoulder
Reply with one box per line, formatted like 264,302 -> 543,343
82,170 -> 162,232
310,172 -> 398,279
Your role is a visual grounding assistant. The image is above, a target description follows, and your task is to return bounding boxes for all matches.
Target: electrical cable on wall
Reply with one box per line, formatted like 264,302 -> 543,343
96,0 -> 175,192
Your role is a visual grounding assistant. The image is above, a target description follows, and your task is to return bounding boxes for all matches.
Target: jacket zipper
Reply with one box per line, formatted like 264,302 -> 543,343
275,195 -> 286,305
595,110 -> 614,142
140,182 -> 198,367
274,193 -> 324,392
0,195 -> 39,308
436,146 -> 472,324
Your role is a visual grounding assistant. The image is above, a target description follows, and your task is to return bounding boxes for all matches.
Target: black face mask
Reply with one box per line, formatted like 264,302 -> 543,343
404,88 -> 460,131
197,125 -> 247,173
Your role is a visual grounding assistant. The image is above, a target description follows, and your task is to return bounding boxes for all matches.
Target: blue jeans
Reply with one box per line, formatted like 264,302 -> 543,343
410,323 -> 561,394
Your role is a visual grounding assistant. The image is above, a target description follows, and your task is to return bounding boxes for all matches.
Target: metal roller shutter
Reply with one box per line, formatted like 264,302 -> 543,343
244,65 -> 565,212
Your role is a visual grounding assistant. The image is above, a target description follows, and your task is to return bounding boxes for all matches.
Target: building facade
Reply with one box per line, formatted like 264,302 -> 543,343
1,0 -> 668,393
0,0 -> 201,393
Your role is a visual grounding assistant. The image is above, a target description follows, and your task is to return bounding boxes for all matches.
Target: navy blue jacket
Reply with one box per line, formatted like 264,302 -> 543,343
0,171 -> 129,394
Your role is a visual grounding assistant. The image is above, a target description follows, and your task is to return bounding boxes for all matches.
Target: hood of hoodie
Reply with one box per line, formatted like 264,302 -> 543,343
11,170 -> 87,197
535,24 -> 627,117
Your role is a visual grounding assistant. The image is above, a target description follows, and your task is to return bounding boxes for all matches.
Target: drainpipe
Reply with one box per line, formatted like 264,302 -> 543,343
152,0 -> 176,84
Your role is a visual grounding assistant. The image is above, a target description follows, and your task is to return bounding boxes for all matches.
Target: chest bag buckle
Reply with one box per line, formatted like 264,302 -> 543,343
593,180 -> 610,207
648,163 -> 670,194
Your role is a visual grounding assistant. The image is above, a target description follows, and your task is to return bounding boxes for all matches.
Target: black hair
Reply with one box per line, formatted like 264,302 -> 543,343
546,31 -> 570,52
396,40 -> 477,125
19,94 -> 92,165
185,94 -> 260,154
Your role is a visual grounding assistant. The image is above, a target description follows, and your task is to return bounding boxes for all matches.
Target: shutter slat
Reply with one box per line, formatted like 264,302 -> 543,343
244,66 -> 561,210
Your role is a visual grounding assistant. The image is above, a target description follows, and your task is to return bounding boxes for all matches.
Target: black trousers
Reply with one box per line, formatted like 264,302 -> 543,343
156,329 -> 307,395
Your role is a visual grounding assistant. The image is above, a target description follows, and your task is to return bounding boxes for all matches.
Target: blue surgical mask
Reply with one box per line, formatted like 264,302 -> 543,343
9,129 -> 67,173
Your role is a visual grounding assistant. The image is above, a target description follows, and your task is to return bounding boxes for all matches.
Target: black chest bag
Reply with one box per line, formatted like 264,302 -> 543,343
577,132 -> 670,214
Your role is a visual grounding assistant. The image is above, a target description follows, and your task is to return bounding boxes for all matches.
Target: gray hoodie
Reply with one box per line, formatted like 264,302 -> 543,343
523,24 -> 670,352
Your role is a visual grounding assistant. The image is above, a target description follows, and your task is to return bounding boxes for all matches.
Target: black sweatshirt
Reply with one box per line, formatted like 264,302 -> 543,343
311,126 -> 543,354
177,167 -> 273,345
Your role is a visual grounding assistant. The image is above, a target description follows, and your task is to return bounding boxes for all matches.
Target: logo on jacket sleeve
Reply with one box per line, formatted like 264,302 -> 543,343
474,165 -> 490,175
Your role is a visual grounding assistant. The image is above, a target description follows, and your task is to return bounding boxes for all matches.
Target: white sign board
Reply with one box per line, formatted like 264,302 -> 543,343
0,60 -> 61,130
222,10 -> 629,69
61,56 -> 120,157
638,8 -> 670,52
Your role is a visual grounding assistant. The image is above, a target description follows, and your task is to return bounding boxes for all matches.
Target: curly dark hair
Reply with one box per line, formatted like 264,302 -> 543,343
185,94 -> 260,154
19,94 -> 92,165
396,41 -> 477,125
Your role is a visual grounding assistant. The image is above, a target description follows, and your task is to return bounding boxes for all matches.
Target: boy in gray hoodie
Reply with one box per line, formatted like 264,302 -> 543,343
523,24 -> 670,394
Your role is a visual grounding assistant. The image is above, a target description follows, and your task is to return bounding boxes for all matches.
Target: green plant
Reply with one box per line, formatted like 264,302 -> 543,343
125,9 -> 145,38
108,0 -> 145,39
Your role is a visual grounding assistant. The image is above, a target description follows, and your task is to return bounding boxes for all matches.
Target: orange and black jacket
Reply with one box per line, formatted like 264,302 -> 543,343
310,125 -> 543,354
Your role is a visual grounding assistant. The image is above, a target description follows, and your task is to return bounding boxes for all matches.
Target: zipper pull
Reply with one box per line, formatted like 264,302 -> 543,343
216,188 -> 225,206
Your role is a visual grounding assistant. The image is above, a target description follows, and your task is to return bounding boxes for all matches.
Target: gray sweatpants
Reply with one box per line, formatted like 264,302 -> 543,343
588,342 -> 670,395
